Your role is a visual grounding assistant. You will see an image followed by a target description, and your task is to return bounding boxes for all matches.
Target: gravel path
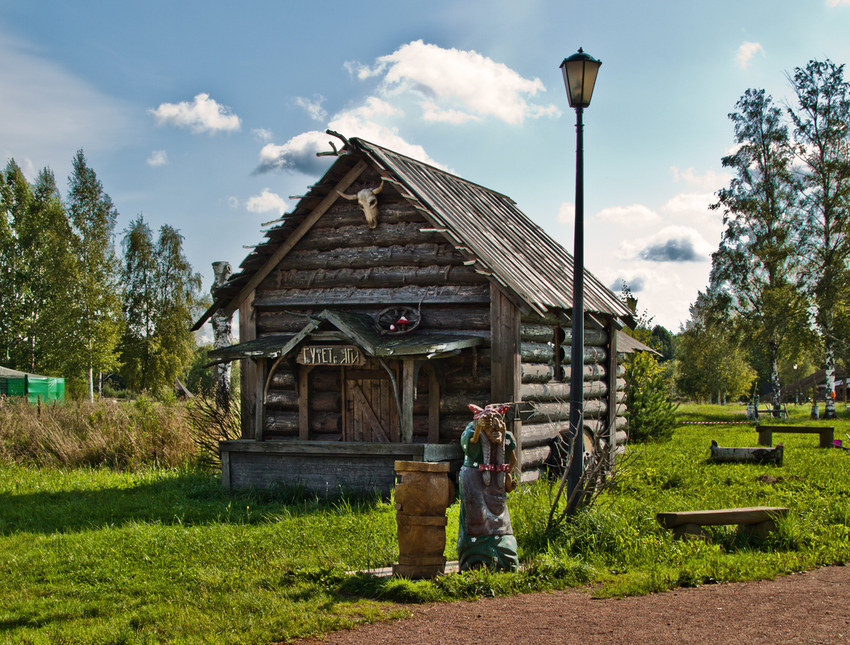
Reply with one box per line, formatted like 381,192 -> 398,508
296,565 -> 850,645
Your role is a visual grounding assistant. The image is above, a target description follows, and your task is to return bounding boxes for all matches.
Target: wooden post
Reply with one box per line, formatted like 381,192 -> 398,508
255,357 -> 266,442
239,292 -> 257,440
428,364 -> 440,443
490,284 -> 522,471
402,359 -> 415,444
298,365 -> 313,440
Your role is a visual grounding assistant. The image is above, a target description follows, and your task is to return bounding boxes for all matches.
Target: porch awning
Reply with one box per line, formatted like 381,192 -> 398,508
206,309 -> 484,364
616,330 -> 661,356
206,334 -> 297,362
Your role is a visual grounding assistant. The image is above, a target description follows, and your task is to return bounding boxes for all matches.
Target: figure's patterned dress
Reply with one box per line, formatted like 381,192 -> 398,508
456,422 -> 519,571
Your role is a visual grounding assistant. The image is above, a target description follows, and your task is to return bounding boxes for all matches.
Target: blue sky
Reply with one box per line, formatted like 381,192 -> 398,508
3,0 -> 850,335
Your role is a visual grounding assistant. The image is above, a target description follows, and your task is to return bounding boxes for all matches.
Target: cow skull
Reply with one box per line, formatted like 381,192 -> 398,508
336,181 -> 384,228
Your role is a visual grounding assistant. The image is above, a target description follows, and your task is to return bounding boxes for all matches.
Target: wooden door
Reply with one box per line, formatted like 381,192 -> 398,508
343,358 -> 399,443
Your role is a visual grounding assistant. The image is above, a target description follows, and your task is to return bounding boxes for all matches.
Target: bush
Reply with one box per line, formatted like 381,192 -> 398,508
625,352 -> 678,442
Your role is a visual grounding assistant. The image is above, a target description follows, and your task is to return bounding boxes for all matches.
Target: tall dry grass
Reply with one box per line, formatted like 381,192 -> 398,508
0,395 -> 197,469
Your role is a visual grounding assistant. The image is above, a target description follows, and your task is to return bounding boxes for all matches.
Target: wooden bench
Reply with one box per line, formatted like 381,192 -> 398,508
656,507 -> 788,541
757,425 -> 834,448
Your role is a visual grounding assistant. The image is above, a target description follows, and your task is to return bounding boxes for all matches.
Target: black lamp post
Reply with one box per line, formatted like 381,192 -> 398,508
561,48 -> 601,513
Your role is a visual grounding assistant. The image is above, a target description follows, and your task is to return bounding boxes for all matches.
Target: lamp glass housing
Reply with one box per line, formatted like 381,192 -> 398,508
560,50 -> 602,108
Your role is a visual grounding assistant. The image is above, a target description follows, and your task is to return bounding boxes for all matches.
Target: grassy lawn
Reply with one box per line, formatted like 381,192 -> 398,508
1,404 -> 849,644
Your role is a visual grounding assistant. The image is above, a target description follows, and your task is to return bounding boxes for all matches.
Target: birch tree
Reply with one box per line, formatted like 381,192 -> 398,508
119,217 -> 204,394
66,150 -> 123,401
711,88 -> 807,417
788,59 -> 850,419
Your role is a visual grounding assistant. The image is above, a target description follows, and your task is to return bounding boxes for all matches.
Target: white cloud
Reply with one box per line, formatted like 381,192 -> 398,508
246,189 -> 289,216
227,196 -> 240,209
254,130 -> 336,175
736,42 -> 764,69
252,128 -> 273,141
146,150 -> 168,166
327,109 -> 446,168
295,95 -> 328,122
0,31 -> 130,167
558,202 -> 575,224
148,93 -> 241,134
254,104 -> 445,175
351,40 -> 559,125
594,203 -> 660,227
670,166 -> 732,191
826,0 -> 850,6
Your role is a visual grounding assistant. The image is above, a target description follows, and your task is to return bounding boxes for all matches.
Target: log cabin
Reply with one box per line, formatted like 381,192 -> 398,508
193,133 -> 638,496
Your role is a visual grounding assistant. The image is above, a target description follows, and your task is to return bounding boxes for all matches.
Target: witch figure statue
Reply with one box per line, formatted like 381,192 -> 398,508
456,403 -> 520,571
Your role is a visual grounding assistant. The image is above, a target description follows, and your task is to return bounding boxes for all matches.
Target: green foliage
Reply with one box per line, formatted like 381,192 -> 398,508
711,88 -> 810,410
617,282 -> 678,440
1,405 -> 849,642
0,162 -> 77,376
119,216 -> 205,394
788,59 -> 850,418
675,290 -> 757,403
650,325 -> 674,362
625,351 -> 679,442
64,150 -> 124,400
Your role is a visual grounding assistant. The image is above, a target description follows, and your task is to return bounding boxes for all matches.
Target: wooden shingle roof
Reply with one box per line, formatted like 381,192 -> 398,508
193,135 -> 632,330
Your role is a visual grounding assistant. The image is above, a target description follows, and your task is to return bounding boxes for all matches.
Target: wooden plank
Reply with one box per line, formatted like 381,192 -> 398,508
490,283 -> 521,470
341,367 -> 347,441
298,365 -> 312,440
239,293 -> 257,440
757,425 -> 834,448
606,315 -> 619,467
656,507 -> 789,529
349,382 -> 389,442
253,284 -> 490,308
402,359 -> 415,443
272,264 -> 487,289
222,160 -> 368,317
255,357 -> 266,441
220,449 -> 231,490
428,365 -> 440,444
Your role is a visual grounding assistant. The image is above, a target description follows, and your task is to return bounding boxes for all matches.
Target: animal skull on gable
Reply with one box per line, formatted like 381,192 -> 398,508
336,181 -> 384,228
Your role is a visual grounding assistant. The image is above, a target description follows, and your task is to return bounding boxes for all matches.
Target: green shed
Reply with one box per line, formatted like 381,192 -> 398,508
0,366 -> 65,403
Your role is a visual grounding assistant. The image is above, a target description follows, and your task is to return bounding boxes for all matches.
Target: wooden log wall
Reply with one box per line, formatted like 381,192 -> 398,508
254,171 -> 492,444
517,312 -> 629,481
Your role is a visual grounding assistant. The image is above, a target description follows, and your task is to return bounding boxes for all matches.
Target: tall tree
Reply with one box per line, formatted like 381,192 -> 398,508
119,216 -> 158,391
66,150 -> 123,401
710,88 -> 807,417
0,160 -> 31,367
119,217 -> 204,394
20,168 -> 78,374
788,59 -> 850,419
675,290 -> 756,404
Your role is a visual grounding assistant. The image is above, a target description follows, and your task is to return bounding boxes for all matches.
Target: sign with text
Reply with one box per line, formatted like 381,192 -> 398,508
297,345 -> 366,366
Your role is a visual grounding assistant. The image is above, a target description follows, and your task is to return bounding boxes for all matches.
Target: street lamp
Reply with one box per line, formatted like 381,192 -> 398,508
561,48 -> 601,514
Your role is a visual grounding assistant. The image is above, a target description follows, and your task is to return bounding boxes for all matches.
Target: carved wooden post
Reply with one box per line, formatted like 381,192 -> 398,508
211,261 -> 233,410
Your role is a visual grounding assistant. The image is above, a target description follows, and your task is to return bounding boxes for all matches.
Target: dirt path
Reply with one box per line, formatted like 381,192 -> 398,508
297,565 -> 850,645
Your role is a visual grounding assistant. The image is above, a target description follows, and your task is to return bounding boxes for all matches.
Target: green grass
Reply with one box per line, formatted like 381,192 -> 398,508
1,404 -> 849,643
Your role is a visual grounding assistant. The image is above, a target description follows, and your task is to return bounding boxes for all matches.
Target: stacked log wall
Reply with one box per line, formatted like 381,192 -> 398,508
518,312 -> 628,482
253,170 -> 492,442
